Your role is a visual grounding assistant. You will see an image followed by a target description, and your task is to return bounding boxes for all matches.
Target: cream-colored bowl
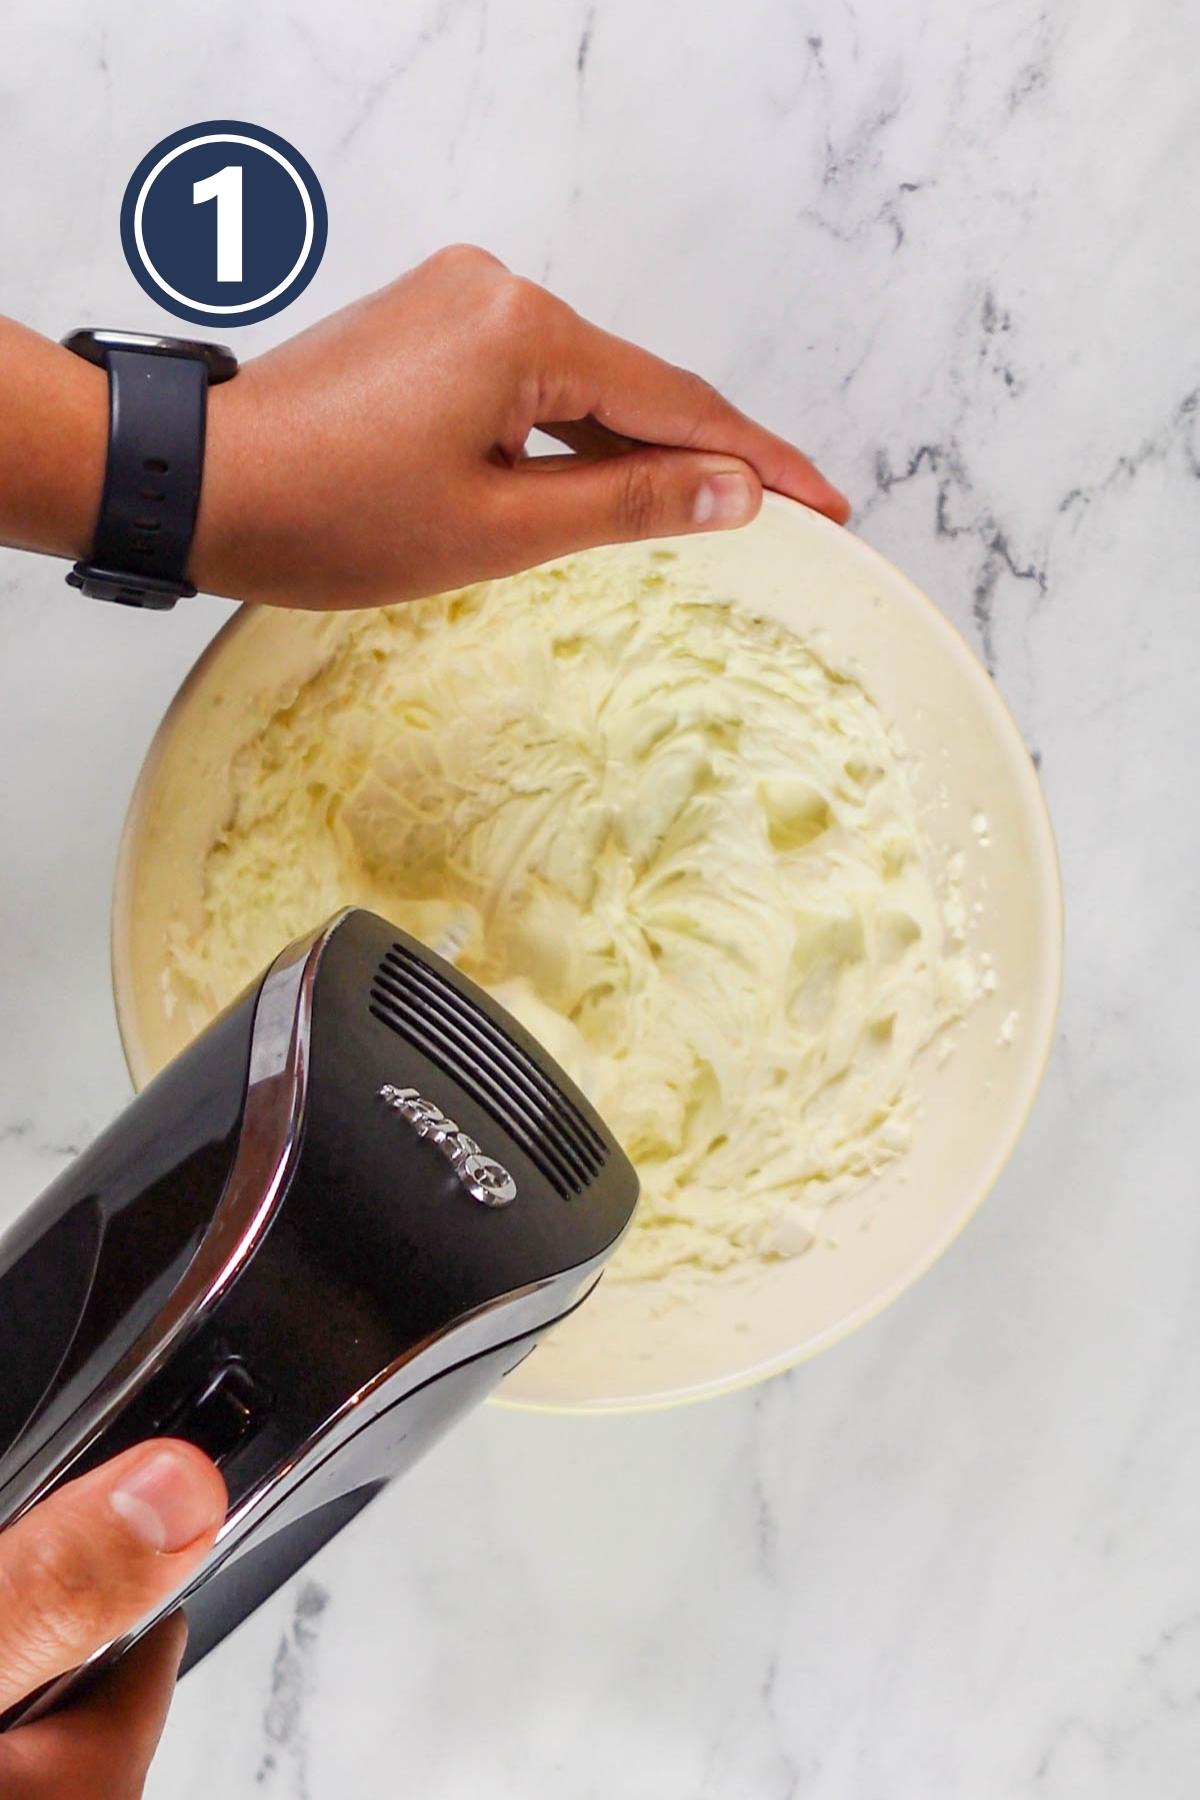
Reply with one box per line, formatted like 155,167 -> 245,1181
113,495 -> 1062,1414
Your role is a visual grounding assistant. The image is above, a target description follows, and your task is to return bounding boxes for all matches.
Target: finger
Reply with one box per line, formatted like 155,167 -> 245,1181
9,1614 -> 187,1792
0,1441 -> 225,1712
490,445 -> 763,563
541,312 -> 850,522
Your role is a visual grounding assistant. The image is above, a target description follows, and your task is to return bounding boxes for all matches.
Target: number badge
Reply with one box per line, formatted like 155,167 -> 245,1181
120,121 -> 328,328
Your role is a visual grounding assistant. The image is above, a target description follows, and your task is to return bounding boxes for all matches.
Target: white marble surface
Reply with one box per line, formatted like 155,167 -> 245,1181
1,1 -> 1198,1793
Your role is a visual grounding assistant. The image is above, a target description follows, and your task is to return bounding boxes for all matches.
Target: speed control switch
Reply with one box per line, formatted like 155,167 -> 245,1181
162,1360 -> 269,1467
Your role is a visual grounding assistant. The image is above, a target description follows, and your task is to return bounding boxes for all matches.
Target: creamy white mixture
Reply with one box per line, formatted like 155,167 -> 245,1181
166,546 -> 977,1281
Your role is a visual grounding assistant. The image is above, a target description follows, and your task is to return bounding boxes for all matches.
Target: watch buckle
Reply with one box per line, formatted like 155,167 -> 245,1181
66,563 -> 194,610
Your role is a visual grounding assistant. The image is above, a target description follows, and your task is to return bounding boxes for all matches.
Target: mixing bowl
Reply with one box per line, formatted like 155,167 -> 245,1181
112,495 -> 1062,1413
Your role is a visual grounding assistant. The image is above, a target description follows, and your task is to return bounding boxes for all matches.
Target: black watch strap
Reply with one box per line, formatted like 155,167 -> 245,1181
68,351 -> 208,610
63,332 -> 236,611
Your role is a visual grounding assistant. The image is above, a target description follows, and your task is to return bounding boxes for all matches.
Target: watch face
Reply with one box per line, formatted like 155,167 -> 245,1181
62,329 -> 237,384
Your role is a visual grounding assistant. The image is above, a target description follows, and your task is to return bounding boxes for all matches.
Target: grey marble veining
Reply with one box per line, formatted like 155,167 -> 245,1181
1,1 -> 1198,1794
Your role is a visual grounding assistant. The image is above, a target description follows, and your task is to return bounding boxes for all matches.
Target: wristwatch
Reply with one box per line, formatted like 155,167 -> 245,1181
62,329 -> 238,610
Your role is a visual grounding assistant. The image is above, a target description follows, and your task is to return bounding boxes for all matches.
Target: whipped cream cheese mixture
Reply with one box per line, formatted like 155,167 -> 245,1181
166,546 -> 978,1282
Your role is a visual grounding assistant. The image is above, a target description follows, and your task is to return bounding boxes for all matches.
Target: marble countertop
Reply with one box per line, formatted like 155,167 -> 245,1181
2,1 -> 1198,1794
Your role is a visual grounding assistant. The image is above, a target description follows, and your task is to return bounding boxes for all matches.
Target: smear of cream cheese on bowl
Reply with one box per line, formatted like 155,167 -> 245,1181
164,548 -> 980,1288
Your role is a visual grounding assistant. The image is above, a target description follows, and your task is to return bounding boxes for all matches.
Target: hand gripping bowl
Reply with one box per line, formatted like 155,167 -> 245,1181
112,495 -> 1063,1414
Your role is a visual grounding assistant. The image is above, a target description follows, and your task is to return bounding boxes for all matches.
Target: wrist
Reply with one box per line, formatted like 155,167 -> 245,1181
0,324 -> 107,562
190,371 -> 265,602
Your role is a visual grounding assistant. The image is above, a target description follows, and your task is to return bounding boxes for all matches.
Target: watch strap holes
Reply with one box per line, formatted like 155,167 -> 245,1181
143,457 -> 169,474
137,483 -> 166,502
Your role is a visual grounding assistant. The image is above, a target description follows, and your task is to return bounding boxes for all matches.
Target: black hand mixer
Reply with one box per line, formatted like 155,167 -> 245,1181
0,907 -> 638,1722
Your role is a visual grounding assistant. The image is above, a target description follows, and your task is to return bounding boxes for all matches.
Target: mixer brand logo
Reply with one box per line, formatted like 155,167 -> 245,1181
378,1084 -> 518,1207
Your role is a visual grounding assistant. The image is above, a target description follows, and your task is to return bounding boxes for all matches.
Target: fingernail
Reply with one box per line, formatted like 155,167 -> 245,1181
826,484 -> 852,523
110,1448 -> 221,1554
694,472 -> 754,527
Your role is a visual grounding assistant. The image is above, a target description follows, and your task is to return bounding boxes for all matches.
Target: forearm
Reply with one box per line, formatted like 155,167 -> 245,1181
0,318 -> 107,561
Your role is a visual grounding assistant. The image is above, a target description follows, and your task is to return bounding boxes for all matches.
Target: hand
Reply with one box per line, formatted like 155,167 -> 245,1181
192,244 -> 850,609
0,1440 -> 226,1798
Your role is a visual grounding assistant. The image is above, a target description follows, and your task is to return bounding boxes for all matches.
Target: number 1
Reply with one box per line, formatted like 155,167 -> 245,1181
193,164 -> 243,283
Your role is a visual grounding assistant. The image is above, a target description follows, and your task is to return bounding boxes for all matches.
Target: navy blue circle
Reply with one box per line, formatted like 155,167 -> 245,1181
120,121 -> 327,329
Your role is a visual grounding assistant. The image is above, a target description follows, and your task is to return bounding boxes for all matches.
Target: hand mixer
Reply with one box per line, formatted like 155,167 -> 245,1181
0,907 -> 638,1722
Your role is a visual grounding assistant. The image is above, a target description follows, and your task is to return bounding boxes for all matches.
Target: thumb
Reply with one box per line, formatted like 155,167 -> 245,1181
0,1440 -> 226,1715
499,447 -> 763,563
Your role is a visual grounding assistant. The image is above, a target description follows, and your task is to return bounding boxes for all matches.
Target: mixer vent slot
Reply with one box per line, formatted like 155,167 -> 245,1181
369,944 -> 607,1200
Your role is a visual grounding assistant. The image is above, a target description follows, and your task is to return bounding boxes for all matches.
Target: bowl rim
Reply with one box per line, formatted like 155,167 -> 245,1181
111,494 -> 1065,1413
